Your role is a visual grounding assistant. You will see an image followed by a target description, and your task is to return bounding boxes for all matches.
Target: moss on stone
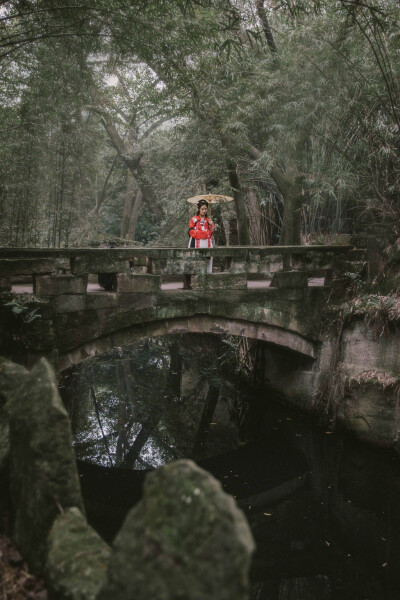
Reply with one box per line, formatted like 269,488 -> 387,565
98,460 -> 254,600
46,507 -> 110,600
8,358 -> 85,573
0,358 -> 29,506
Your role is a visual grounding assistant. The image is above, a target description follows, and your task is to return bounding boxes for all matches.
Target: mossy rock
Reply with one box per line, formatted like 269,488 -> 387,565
0,358 -> 29,476
98,459 -> 255,600
46,507 -> 110,600
8,358 -> 84,572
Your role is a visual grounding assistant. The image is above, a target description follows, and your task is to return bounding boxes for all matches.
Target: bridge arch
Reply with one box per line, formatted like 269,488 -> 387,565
58,315 -> 318,372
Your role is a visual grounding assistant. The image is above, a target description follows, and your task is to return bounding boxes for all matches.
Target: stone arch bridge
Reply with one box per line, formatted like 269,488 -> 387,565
0,245 -> 360,375
4,242 -> 399,450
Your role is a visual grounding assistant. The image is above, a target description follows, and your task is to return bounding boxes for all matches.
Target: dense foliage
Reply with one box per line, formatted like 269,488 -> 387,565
0,0 -> 399,247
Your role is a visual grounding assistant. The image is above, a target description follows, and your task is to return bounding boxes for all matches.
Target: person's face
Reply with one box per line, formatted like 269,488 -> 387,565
199,204 -> 207,217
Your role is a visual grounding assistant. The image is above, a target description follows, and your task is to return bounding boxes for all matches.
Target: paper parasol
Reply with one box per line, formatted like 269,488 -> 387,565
186,193 -> 233,204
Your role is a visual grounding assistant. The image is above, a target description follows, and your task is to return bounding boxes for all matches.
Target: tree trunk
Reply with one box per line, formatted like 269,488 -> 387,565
120,174 -> 144,240
226,158 -> 251,245
88,384 -> 114,467
89,90 -> 162,224
191,384 -> 220,456
94,154 -> 118,233
115,361 -> 129,465
275,135 -> 307,246
120,171 -> 135,239
255,0 -> 277,53
57,138 -> 66,248
121,409 -> 162,468
127,188 -> 142,240
278,179 -> 302,246
246,141 -> 305,246
246,188 -> 268,245
167,341 -> 182,399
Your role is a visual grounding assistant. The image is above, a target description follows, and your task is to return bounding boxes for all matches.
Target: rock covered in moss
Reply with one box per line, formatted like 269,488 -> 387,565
98,459 -> 255,600
0,358 -> 29,472
0,358 -> 29,518
46,507 -> 110,600
8,358 -> 84,572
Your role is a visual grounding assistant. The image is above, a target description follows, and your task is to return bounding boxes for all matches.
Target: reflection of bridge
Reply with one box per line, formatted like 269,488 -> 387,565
0,245 -> 359,373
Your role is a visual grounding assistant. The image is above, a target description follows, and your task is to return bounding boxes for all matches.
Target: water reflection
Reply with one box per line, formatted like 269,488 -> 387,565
61,334 -> 400,599
62,335 -> 245,469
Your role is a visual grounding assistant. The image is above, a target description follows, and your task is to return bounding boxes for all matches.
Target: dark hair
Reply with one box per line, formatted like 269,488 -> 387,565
197,199 -> 209,216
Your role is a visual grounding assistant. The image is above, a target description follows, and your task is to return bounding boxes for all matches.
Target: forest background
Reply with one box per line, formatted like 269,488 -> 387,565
0,0 -> 399,249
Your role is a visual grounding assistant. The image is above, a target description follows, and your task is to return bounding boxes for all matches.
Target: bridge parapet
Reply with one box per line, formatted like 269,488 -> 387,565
0,245 -> 352,295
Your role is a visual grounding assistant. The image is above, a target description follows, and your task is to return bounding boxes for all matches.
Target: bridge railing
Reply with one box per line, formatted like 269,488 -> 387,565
0,245 -> 354,294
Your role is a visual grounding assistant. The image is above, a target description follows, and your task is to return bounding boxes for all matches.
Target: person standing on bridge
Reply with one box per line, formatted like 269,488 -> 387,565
188,199 -> 215,273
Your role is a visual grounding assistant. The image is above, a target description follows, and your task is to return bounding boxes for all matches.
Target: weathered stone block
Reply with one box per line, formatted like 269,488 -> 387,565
247,254 -> 283,275
129,265 -> 147,274
128,255 -> 148,268
8,358 -> 85,572
85,293 -> 118,310
34,274 -> 88,296
46,507 -> 110,600
97,460 -> 254,600
71,250 -> 142,275
117,293 -> 155,311
153,259 -> 209,275
71,254 -> 129,275
271,270 -> 308,288
229,260 -> 248,274
342,376 -> 400,446
284,253 -> 308,271
54,257 -> 71,272
0,277 -> 11,292
0,259 -> 56,277
116,273 -> 161,293
51,295 -> 87,313
260,256 -> 283,275
191,273 -> 247,291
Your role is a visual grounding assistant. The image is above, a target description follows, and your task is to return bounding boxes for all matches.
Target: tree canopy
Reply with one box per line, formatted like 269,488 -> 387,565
1,0 -> 399,247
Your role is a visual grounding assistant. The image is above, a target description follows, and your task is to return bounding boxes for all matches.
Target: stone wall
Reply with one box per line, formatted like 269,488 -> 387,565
254,318 -> 400,449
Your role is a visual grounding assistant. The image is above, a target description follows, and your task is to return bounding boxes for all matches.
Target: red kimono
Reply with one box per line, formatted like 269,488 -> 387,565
188,216 -> 214,248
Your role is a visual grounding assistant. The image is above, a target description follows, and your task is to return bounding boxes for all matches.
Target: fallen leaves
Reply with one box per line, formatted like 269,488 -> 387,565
0,533 -> 47,600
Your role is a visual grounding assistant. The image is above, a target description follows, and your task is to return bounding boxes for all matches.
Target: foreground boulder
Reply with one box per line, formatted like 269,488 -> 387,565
0,358 -> 29,515
98,459 -> 255,600
0,358 -> 28,473
46,507 -> 110,600
8,358 -> 84,572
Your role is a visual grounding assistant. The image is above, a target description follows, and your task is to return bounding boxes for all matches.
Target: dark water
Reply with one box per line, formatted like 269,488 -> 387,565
61,334 -> 400,600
